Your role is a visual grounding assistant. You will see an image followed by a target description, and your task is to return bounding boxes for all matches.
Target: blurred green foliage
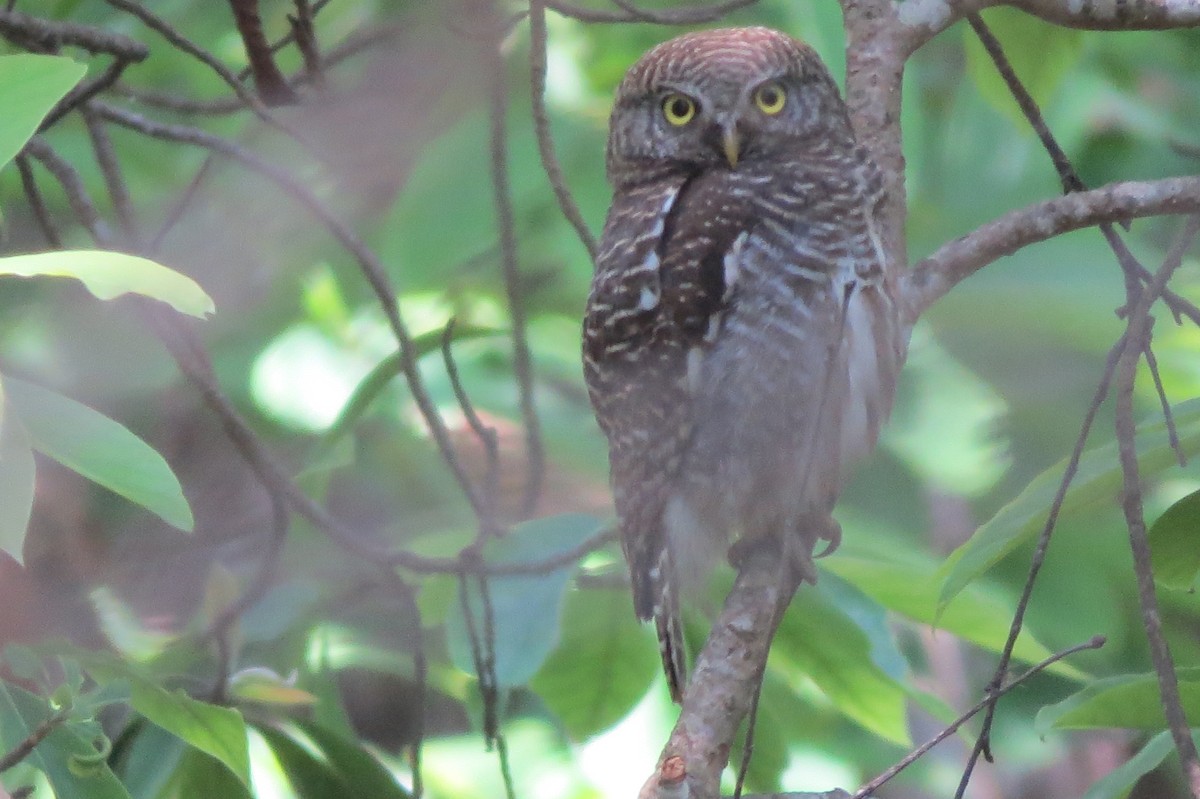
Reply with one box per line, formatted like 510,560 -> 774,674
0,1 -> 1198,798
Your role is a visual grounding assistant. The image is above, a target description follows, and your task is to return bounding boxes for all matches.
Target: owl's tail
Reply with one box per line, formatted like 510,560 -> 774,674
650,547 -> 687,704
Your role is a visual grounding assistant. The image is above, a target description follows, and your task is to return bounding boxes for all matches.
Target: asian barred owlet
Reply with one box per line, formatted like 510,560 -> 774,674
582,27 -> 904,702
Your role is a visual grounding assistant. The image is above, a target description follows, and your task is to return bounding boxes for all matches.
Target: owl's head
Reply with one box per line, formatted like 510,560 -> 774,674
606,27 -> 855,186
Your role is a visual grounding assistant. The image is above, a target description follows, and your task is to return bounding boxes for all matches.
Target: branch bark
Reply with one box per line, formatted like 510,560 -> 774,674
896,0 -> 1200,53
639,551 -> 801,799
900,175 -> 1200,325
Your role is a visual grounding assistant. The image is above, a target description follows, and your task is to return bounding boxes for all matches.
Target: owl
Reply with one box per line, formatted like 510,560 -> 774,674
582,27 -> 905,702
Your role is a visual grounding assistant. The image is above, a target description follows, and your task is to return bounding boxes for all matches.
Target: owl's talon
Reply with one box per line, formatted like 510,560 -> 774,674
814,516 -> 842,558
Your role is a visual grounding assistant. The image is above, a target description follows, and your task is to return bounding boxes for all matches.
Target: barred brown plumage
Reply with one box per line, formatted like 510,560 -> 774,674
583,27 -> 905,703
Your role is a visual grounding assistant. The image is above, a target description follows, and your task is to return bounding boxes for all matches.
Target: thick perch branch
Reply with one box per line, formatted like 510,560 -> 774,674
900,175 -> 1200,324
639,551 -> 801,799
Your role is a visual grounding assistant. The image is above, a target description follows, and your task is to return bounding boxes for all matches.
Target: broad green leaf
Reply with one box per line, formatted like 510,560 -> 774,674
530,587 -> 658,739
825,554 -> 1084,679
1149,488 -> 1200,590
174,748 -> 251,799
2,376 -> 194,531
0,681 -> 133,799
771,588 -> 910,745
445,514 -> 604,687
940,399 -> 1200,607
1082,731 -> 1173,799
115,721 -> 188,799
0,251 -> 214,318
1036,668 -> 1200,731
0,54 -> 86,170
963,9 -> 1083,129
75,653 -> 251,786
256,724 -> 348,799
297,721 -> 411,799
0,388 -> 35,562
258,721 -> 411,799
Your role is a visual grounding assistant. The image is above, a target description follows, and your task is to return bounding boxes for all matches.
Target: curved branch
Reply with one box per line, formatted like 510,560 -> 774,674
901,175 -> 1200,325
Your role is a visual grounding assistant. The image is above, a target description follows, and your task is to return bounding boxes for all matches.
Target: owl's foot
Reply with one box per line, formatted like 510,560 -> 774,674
813,514 -> 842,559
726,525 -> 824,585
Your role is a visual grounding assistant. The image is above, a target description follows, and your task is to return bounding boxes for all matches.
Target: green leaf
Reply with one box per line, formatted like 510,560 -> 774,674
75,652 -> 251,786
114,721 -> 188,799
530,587 -> 658,739
1036,668 -> 1200,731
0,387 -> 35,562
825,554 -> 1083,679
174,748 -> 252,799
445,514 -> 604,687
940,399 -> 1200,607
0,54 -> 86,170
770,588 -> 911,745
1149,488 -> 1200,590
297,720 -> 412,799
0,250 -> 214,318
963,9 -> 1084,128
256,721 -> 412,799
0,681 -> 133,799
256,724 -> 348,799
2,376 -> 194,531
1082,731 -> 1173,799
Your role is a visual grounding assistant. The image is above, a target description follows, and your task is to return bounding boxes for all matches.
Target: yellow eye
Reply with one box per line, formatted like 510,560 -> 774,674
662,93 -> 697,126
753,82 -> 787,115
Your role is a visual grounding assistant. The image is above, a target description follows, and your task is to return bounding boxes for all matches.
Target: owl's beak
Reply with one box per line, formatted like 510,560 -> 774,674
721,125 -> 741,167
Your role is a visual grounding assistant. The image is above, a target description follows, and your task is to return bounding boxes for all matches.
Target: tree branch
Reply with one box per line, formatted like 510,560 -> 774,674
901,175 -> 1200,325
1113,215 -> 1200,796
640,550 -> 801,799
897,0 -> 1200,53
0,8 -> 149,60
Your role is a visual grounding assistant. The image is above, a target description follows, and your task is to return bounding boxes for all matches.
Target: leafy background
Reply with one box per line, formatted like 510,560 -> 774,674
0,1 -> 1198,798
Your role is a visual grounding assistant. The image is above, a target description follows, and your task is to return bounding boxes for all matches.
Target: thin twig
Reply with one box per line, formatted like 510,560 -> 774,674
82,104 -> 138,244
235,0 -> 334,80
855,636 -> 1106,799
15,155 -> 62,248
21,137 -> 111,245
1113,215 -> 1200,796
527,0 -> 598,260
0,710 -> 70,773
443,319 -> 502,535
487,32 -> 545,518
150,155 -> 216,253
0,8 -> 149,60
40,58 -> 132,131
543,0 -> 757,24
91,100 -> 487,520
1142,344 -> 1187,466
102,0 -> 300,136
289,0 -> 323,88
206,489 -> 290,650
952,334 -> 1126,799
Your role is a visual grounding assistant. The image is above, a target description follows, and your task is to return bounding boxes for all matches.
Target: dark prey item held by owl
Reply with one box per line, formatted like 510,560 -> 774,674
582,27 -> 905,703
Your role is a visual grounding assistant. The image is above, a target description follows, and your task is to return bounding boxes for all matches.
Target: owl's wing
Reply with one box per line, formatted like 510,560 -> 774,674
583,182 -> 693,621
583,174 -> 758,701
